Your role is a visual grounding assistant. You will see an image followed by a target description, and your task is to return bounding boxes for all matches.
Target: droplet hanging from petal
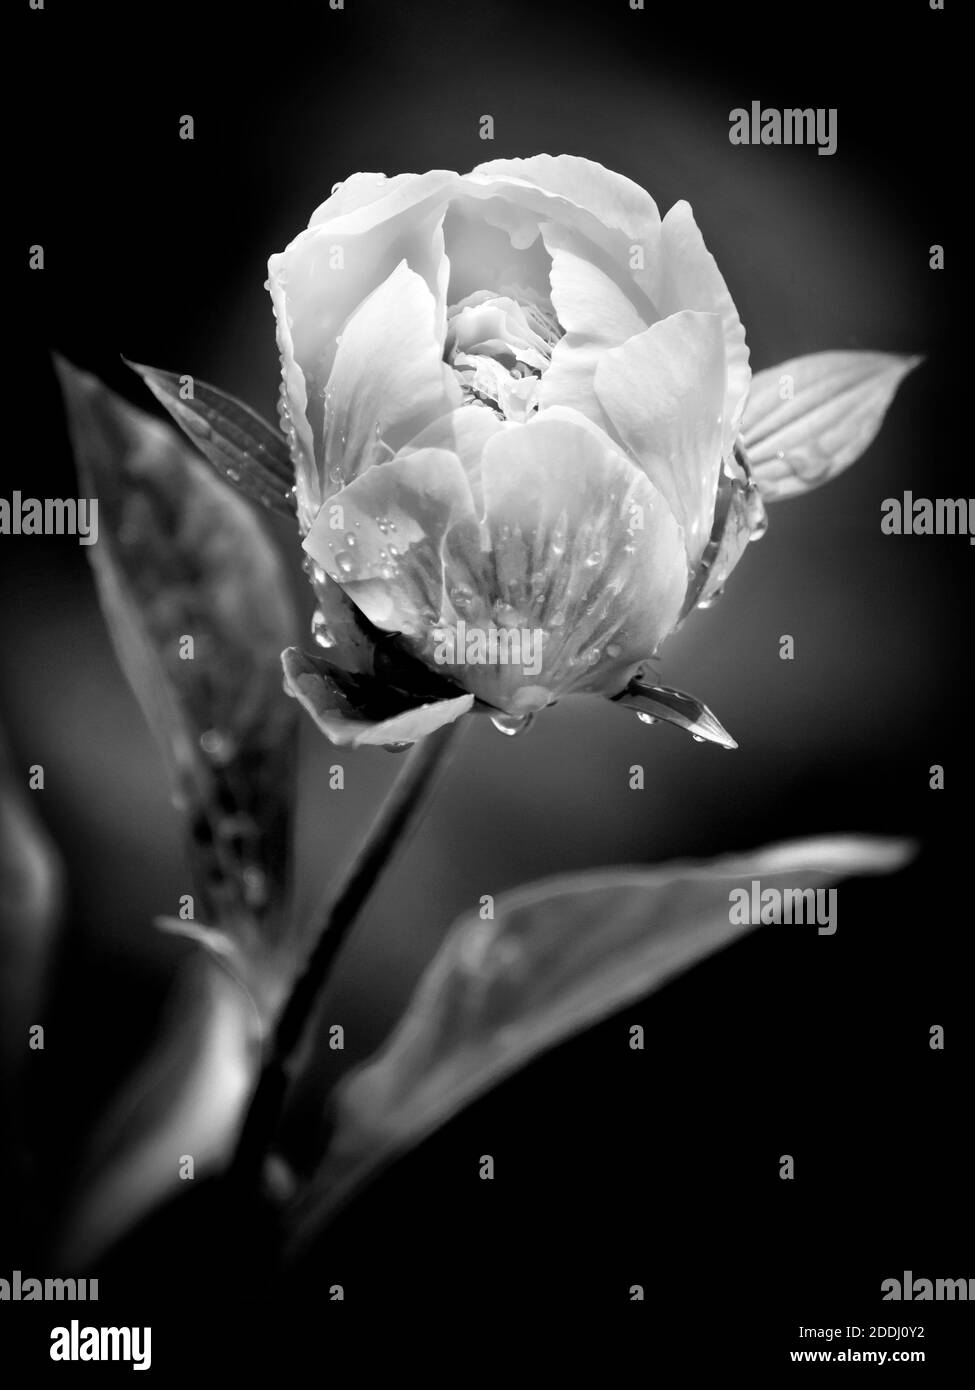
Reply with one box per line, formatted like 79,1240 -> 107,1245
490,713 -> 535,737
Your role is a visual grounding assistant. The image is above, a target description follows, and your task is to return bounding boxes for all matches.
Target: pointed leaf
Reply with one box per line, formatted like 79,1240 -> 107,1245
290,835 -> 914,1247
616,681 -> 738,749
742,351 -> 922,500
55,358 -> 300,979
125,359 -> 297,519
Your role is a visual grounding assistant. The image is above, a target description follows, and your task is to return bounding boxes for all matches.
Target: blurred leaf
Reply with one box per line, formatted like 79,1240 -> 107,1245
0,729 -> 63,1084
290,835 -> 914,1249
124,359 -> 296,519
616,681 -> 738,749
54,357 -> 300,996
59,958 -> 260,1267
742,351 -> 922,500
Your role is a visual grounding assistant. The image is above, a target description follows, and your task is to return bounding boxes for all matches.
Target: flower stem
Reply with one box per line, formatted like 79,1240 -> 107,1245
230,719 -> 465,1188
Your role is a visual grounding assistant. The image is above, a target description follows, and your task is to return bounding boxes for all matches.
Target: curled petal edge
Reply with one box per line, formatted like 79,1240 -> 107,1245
282,648 -> 474,748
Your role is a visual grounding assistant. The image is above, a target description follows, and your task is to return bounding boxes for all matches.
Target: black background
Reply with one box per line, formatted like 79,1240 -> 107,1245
4,0 -> 971,1374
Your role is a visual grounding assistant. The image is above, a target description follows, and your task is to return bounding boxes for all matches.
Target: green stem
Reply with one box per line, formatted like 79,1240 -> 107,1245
230,719 -> 465,1188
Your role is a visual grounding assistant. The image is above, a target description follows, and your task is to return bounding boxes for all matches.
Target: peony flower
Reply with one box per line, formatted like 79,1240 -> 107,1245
268,155 -> 768,747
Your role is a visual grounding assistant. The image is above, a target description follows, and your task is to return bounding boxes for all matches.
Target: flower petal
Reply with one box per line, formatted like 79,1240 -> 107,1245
471,154 -> 661,249
303,447 -> 479,639
320,261 -> 461,494
467,412 -> 687,710
400,405 -> 509,504
595,310 -> 726,567
268,173 -> 455,523
653,201 -> 751,454
538,220 -> 649,431
282,648 -> 473,748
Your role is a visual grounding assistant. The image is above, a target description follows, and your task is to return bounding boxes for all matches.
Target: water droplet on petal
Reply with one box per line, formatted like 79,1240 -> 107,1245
605,642 -> 623,659
698,586 -> 725,610
585,550 -> 602,567
334,551 -> 355,575
311,611 -> 335,648
345,533 -> 357,547
636,712 -> 657,725
692,734 -> 706,743
490,713 -> 534,736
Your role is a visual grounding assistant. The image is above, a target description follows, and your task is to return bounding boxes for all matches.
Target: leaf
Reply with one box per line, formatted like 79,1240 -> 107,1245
289,834 -> 914,1248
615,681 -> 738,749
124,359 -> 297,519
54,357 -> 300,992
58,958 -> 260,1267
741,351 -> 922,501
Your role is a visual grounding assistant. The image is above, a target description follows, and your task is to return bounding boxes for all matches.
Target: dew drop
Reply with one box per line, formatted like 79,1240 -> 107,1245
585,551 -> 602,568
311,610 -> 335,648
490,713 -> 534,737
692,734 -> 706,743
345,533 -> 357,548
493,603 -> 521,629
698,586 -> 725,610
605,642 -> 623,658
200,728 -> 237,764
636,712 -> 657,725
334,551 -> 355,575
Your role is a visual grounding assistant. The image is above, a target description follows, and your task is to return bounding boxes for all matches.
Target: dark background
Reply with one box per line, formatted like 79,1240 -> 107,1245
4,0 -> 971,1372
